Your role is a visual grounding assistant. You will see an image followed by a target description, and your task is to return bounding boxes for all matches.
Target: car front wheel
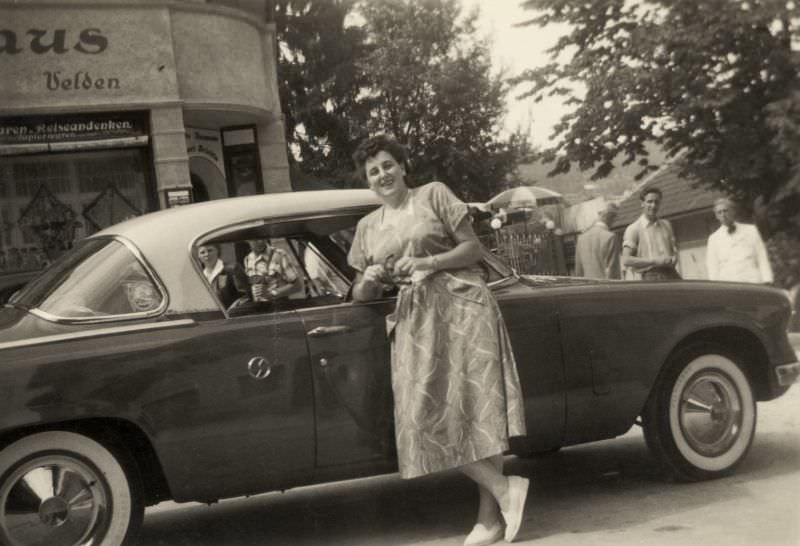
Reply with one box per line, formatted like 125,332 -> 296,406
643,344 -> 756,481
0,431 -> 143,546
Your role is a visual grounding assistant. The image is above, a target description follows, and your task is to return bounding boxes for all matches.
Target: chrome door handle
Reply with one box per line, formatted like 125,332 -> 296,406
247,356 -> 272,380
308,325 -> 352,337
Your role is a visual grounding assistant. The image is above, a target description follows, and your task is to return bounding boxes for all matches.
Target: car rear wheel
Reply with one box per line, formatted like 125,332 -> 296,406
0,431 -> 143,546
642,344 -> 756,481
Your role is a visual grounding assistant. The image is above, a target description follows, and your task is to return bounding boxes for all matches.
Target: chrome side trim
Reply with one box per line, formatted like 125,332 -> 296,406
0,319 -> 196,352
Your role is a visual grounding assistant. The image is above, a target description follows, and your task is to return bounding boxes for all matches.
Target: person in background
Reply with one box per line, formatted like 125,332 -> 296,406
706,197 -> 773,284
622,187 -> 680,280
574,203 -> 620,279
243,239 -> 298,303
348,134 -> 529,546
197,243 -> 250,309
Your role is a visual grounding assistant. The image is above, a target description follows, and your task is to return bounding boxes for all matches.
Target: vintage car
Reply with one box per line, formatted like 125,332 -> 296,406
0,189 -> 797,546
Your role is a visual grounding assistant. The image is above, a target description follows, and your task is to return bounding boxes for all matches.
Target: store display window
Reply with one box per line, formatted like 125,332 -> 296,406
0,148 -> 154,276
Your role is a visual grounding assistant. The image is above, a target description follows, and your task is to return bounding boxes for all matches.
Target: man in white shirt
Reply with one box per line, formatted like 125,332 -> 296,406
706,198 -> 773,284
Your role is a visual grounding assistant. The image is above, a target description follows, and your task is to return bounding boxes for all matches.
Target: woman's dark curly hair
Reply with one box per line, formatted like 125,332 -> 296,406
352,134 -> 410,185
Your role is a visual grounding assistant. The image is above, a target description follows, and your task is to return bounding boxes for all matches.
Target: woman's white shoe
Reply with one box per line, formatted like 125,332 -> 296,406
464,520 -> 504,546
501,476 -> 529,542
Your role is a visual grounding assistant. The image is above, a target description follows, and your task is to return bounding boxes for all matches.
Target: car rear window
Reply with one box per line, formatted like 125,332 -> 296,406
10,237 -> 163,320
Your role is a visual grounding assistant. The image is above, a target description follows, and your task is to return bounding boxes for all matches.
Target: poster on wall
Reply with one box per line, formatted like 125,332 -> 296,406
185,128 -> 226,177
165,189 -> 192,208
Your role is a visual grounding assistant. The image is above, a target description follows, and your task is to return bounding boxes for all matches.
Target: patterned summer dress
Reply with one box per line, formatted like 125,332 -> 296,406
348,182 -> 526,479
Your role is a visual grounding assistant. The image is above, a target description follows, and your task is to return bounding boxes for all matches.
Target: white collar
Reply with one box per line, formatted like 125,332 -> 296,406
639,214 -> 660,227
721,222 -> 739,234
204,259 -> 224,283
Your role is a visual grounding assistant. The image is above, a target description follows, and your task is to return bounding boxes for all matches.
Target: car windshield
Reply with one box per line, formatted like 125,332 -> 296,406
10,237 -> 163,320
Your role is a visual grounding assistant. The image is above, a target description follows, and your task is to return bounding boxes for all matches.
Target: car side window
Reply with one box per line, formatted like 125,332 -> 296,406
197,218 -> 363,317
33,239 -> 164,320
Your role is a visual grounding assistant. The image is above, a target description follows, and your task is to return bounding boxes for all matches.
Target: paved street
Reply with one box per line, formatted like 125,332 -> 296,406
141,369 -> 800,546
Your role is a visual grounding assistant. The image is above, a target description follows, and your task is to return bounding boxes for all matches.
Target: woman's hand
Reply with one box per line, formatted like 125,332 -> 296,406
353,266 -> 387,302
362,264 -> 387,284
393,256 -> 438,276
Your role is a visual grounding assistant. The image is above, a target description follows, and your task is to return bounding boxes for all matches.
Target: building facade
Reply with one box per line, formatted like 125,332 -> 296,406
0,0 -> 290,280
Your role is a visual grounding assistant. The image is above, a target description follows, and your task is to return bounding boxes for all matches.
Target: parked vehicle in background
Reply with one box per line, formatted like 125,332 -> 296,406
0,190 -> 797,546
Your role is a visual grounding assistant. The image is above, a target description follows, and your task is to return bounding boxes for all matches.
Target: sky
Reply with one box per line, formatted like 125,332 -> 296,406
464,0 -> 571,147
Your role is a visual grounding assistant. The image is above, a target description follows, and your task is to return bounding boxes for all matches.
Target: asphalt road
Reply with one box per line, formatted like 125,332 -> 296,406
141,367 -> 800,546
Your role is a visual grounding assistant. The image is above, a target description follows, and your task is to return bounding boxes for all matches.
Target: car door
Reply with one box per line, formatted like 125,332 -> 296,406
497,290 -> 566,452
299,299 -> 397,472
142,309 -> 316,502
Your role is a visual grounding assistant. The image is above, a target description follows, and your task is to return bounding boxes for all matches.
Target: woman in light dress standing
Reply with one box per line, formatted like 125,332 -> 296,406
348,134 -> 530,545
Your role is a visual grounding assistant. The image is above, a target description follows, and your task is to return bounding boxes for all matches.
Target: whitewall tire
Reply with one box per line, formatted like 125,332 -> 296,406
643,344 -> 757,481
0,431 -> 143,546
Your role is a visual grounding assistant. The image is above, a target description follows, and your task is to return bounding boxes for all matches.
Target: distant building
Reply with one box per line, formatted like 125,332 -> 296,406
0,0 -> 289,276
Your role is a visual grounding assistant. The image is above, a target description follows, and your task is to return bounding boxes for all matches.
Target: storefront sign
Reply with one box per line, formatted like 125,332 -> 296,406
0,113 -> 146,146
0,28 -> 108,54
186,128 -> 226,177
44,71 -> 120,91
1,7 -> 177,107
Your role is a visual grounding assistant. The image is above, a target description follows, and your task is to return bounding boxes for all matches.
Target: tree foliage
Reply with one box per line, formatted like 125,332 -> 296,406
274,0 -> 530,199
356,0 -> 530,200
515,1 -> 799,248
274,0 -> 372,183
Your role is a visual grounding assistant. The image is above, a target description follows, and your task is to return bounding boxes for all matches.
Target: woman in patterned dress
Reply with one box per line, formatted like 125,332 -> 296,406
348,134 -> 530,545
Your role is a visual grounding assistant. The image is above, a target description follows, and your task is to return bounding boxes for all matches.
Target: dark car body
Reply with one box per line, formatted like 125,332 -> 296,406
0,189 -> 797,546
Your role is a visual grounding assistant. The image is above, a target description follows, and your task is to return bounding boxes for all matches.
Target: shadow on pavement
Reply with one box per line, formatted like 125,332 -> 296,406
139,421 -> 800,545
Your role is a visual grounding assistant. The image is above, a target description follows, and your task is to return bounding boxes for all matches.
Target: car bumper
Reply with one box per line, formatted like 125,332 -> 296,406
776,361 -> 800,386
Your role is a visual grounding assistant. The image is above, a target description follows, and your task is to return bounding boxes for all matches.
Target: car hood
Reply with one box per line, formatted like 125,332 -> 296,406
517,274 -> 609,288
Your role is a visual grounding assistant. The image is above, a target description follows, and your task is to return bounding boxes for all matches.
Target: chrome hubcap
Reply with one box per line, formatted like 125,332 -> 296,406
0,455 -> 109,546
680,371 -> 742,457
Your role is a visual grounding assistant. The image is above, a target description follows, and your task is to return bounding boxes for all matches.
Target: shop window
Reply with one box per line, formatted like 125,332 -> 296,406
13,162 -> 70,195
0,148 -> 153,277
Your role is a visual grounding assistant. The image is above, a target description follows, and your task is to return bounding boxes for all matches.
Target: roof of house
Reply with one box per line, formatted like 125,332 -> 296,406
612,160 -> 721,229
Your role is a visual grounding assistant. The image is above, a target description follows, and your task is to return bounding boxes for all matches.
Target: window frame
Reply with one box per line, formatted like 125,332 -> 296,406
16,235 -> 169,325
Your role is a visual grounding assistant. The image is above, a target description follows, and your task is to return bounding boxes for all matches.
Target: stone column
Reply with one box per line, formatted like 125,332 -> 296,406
150,105 -> 191,208
257,114 -> 291,194
258,21 -> 291,194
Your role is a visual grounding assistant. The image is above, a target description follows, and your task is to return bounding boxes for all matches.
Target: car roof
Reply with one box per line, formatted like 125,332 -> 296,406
98,189 -> 379,249
94,189 -> 380,315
